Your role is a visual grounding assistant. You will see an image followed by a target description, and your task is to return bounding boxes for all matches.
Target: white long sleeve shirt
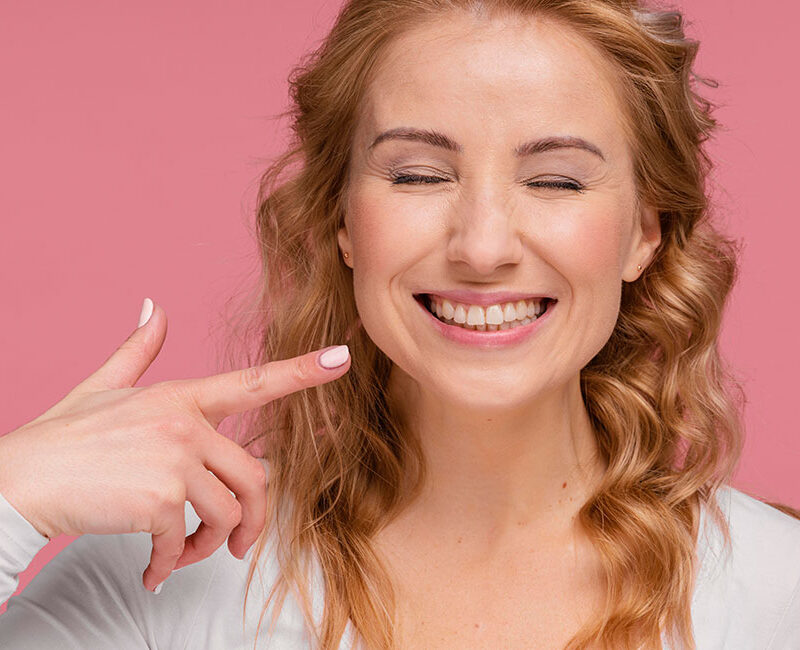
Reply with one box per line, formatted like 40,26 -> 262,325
0,478 -> 798,649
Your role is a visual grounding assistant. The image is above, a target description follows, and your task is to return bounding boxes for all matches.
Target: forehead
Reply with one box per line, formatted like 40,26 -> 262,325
357,11 -> 630,152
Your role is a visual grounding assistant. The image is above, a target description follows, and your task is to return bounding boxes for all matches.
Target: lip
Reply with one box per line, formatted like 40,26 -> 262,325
416,290 -> 555,307
414,294 -> 556,348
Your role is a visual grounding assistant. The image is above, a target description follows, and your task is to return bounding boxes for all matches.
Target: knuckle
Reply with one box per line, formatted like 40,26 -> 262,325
153,481 -> 186,514
291,356 -> 314,384
224,499 -> 243,528
151,413 -> 195,446
134,386 -> 195,442
164,541 -> 185,561
240,365 -> 268,393
250,458 -> 267,485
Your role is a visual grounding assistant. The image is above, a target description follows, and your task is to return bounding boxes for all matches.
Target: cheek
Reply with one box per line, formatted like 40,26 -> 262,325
347,189 -> 441,282
535,194 -> 629,314
550,208 -> 627,277
543,206 -> 630,362
345,190 -> 439,335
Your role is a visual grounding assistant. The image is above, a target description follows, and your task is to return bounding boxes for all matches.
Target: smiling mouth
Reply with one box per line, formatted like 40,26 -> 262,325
414,293 -> 556,331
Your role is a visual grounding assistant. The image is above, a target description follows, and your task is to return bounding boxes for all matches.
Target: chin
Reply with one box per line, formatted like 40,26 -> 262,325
434,373 -> 554,413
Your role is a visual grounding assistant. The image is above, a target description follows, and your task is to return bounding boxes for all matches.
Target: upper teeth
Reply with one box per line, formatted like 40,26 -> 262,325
429,296 -> 546,326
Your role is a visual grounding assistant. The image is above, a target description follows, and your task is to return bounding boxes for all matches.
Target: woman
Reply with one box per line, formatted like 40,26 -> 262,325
1,0 -> 798,648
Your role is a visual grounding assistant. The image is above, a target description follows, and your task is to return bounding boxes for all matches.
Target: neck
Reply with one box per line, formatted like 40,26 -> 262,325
386,366 -> 607,549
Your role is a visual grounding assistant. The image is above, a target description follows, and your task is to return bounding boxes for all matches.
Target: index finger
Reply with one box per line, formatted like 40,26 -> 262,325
188,345 -> 350,429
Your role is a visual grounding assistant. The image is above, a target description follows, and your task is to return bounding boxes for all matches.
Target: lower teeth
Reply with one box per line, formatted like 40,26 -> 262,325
428,307 -> 547,330
437,316 -> 535,330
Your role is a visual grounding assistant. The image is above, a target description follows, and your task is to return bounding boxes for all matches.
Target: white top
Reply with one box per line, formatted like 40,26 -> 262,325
0,474 -> 798,649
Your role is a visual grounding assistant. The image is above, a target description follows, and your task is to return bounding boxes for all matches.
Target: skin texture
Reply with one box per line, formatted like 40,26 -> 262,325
338,10 -> 661,647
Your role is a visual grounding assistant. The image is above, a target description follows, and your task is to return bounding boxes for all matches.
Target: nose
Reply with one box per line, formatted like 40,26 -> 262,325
446,186 -> 524,275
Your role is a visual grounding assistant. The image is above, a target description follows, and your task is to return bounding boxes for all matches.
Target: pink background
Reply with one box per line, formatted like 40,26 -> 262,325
1,1 -> 798,607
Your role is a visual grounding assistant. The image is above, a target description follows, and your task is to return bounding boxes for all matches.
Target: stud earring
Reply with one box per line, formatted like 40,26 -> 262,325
637,264 -> 642,271
343,251 -> 350,259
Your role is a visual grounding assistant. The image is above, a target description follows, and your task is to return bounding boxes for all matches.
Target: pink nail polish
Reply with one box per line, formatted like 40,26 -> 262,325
318,345 -> 349,369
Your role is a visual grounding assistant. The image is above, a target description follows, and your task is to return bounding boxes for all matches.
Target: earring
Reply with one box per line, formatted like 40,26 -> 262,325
637,264 -> 642,271
343,251 -> 350,259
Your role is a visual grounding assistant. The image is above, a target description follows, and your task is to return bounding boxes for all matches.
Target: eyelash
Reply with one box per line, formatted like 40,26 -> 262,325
389,173 -> 584,192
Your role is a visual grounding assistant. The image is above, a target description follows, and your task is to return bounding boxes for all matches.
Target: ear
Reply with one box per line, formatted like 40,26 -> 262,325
337,223 -> 354,269
622,203 -> 661,282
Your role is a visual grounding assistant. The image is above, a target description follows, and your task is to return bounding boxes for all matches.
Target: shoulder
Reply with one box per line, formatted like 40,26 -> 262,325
691,484 -> 800,649
708,484 -> 800,574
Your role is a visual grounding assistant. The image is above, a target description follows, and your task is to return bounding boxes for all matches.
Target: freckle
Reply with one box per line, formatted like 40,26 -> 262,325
562,482 -> 567,488
474,623 -> 480,628
457,537 -> 462,543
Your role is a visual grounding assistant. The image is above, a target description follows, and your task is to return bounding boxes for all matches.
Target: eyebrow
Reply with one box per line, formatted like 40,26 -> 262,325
368,127 -> 605,161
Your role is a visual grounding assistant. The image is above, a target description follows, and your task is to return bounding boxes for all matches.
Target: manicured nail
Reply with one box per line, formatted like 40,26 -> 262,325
153,581 -> 163,594
138,298 -> 154,328
318,345 -> 349,369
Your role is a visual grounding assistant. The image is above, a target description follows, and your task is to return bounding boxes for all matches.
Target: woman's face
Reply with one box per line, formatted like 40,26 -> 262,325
339,11 -> 660,411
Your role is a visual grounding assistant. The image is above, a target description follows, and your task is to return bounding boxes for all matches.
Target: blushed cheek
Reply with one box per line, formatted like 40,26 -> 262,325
552,208 -> 626,286
547,210 -> 628,349
344,194 -> 430,362
346,195 -> 392,278
347,192 -> 438,280
345,194 -> 421,323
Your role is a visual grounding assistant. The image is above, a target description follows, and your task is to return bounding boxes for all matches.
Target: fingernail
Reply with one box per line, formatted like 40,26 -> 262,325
153,581 -> 163,594
318,345 -> 349,369
138,298 -> 154,328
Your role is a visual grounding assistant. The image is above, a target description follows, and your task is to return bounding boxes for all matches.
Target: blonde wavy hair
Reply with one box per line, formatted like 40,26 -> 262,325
213,0 -> 800,648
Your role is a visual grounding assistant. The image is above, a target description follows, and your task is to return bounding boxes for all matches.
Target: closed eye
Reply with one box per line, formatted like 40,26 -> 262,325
389,174 -> 584,192
390,174 -> 447,185
526,179 -> 584,192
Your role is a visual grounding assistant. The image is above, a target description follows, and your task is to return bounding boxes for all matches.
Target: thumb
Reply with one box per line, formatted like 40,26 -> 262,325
71,298 -> 168,395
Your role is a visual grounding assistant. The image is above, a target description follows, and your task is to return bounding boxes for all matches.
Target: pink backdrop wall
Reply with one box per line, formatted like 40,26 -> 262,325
2,1 -> 798,607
